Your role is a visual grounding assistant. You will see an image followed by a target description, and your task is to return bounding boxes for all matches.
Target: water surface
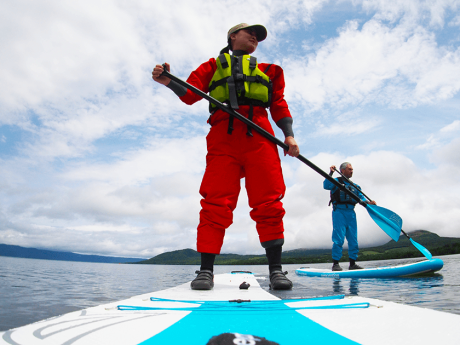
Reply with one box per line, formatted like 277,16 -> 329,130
1,254 -> 459,331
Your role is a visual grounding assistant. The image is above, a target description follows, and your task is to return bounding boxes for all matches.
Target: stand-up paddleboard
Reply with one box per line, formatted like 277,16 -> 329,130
296,258 -> 443,278
1,270 -> 459,345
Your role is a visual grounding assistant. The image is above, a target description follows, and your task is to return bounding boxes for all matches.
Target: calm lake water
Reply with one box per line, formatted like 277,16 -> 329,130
1,254 -> 460,331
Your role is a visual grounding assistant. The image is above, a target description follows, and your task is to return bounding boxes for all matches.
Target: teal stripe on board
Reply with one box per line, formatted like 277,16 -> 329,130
139,302 -> 359,345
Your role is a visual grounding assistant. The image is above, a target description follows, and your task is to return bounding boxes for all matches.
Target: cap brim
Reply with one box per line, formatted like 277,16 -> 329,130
245,24 -> 267,42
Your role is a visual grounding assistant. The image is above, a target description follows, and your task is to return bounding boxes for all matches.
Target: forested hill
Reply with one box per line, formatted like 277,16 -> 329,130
2,230 -> 459,265
0,244 -> 146,264
136,230 -> 460,265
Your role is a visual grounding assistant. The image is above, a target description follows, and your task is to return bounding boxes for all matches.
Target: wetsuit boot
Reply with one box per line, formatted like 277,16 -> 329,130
332,260 -> 343,271
191,253 -> 215,290
265,245 -> 293,290
349,259 -> 363,270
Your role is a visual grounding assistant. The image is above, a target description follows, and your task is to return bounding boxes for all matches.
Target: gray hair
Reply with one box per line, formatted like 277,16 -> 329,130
340,162 -> 351,172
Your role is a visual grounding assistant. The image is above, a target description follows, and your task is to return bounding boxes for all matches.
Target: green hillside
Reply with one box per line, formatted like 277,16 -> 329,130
135,230 -> 460,265
136,248 -> 265,265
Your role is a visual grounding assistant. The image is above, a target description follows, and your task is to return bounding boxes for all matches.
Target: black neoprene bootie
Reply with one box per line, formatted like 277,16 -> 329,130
190,270 -> 214,290
349,259 -> 363,270
269,270 -> 293,290
332,263 -> 343,271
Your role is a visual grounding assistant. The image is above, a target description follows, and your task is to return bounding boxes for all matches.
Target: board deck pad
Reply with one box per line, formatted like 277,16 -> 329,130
2,270 -> 459,345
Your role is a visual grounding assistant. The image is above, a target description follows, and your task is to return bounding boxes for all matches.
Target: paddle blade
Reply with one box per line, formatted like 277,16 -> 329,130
410,238 -> 433,260
365,204 -> 402,242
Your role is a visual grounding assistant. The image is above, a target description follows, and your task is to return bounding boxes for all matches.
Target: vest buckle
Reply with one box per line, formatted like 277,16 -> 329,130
235,73 -> 247,81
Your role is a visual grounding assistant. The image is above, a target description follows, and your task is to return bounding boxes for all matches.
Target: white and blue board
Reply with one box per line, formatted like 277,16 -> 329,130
296,258 -> 443,278
1,270 -> 459,345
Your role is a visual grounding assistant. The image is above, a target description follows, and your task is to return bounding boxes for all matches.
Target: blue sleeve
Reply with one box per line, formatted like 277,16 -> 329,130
323,178 -> 339,192
354,184 -> 367,202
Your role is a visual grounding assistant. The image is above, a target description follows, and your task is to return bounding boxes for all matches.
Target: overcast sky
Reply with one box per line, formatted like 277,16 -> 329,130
1,0 -> 459,259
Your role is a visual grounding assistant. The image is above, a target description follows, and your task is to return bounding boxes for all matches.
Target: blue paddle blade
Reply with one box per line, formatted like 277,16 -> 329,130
410,238 -> 433,260
365,204 -> 402,242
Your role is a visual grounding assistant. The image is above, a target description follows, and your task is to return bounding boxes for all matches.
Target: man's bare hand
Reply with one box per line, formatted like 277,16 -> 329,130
152,63 -> 171,86
284,136 -> 299,157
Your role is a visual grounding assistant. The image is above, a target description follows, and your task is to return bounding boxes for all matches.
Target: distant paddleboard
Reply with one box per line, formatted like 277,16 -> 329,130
296,258 -> 444,278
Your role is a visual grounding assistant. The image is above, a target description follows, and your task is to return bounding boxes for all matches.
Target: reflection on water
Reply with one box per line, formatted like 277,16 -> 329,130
330,274 -> 445,300
1,254 -> 459,332
332,278 -> 361,295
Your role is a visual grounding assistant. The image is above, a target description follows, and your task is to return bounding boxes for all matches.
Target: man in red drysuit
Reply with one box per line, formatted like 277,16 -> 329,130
152,23 -> 299,290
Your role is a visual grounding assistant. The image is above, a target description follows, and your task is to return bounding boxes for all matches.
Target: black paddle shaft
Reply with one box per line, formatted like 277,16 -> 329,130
160,65 -> 364,205
333,168 -> 373,202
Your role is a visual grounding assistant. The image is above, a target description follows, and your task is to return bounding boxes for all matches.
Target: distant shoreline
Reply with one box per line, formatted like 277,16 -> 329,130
135,230 -> 460,265
2,230 -> 460,265
0,243 -> 146,264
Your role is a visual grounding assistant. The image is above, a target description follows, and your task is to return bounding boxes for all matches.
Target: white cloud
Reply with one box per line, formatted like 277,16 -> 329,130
430,136 -> 460,168
416,119 -> 460,150
63,136 -> 206,184
440,119 -> 460,132
449,15 -> 460,27
0,0 -> 148,113
284,16 -> 460,114
1,0 -> 460,259
359,0 -> 460,27
312,110 -> 381,136
415,134 -> 440,150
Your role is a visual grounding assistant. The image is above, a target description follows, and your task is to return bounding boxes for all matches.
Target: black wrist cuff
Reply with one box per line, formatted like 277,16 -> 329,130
275,117 -> 294,138
166,80 -> 187,97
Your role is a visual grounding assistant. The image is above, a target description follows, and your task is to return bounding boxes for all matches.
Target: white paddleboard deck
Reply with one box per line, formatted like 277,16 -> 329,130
1,271 -> 459,344
296,259 -> 444,278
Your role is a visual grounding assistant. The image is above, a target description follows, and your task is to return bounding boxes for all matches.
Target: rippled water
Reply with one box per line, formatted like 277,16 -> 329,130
1,254 -> 459,331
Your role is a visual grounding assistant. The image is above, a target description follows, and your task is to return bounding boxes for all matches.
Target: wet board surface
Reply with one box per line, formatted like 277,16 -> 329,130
295,258 -> 444,278
1,270 -> 459,345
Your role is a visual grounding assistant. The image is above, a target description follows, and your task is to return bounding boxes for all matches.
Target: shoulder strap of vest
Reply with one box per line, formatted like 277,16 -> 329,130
329,177 -> 345,206
249,56 -> 257,69
218,54 -> 229,69
209,54 -> 230,93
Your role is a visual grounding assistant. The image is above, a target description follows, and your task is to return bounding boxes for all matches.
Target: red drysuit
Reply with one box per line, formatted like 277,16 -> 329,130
179,57 -> 292,254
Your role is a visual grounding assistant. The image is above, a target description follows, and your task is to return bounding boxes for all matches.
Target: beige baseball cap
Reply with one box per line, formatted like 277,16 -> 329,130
227,23 -> 267,42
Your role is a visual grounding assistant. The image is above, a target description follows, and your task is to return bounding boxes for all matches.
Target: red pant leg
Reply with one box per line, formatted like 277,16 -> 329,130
243,122 -> 286,245
197,124 -> 243,254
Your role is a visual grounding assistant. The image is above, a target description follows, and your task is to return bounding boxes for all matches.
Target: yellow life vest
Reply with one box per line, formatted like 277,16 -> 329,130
208,53 -> 272,112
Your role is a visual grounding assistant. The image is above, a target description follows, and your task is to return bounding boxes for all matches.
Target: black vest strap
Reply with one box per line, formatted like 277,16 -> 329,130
218,54 -> 229,69
235,56 -> 245,94
208,77 -> 229,93
226,56 -> 240,135
226,75 -> 239,109
227,114 -> 234,134
246,104 -> 254,137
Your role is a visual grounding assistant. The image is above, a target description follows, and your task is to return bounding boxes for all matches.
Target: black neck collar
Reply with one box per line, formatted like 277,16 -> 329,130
232,50 -> 249,56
